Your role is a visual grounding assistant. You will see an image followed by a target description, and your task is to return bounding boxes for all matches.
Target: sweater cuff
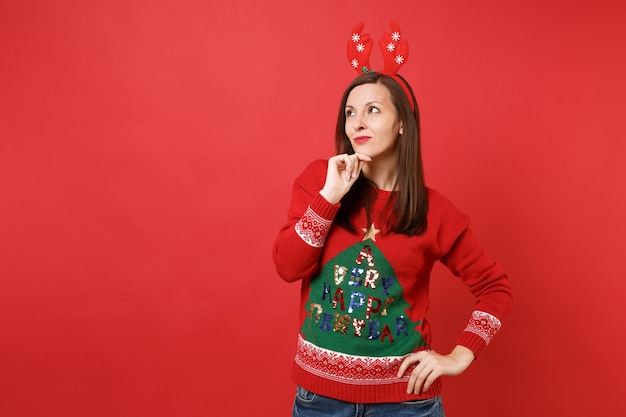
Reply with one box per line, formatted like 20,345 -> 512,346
310,192 -> 341,220
455,310 -> 503,358
294,193 -> 340,248
455,331 -> 488,358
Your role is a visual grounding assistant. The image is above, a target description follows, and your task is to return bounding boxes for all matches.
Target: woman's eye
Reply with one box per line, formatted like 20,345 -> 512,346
346,110 -> 355,117
369,106 -> 380,114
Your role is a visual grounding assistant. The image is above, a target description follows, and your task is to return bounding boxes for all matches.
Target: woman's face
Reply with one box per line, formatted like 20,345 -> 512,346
344,82 -> 402,162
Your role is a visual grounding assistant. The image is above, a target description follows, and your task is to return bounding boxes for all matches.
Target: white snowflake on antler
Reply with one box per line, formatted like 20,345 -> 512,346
351,59 -> 359,68
356,43 -> 365,53
386,42 -> 395,52
395,55 -> 404,64
352,33 -> 360,42
391,32 -> 400,41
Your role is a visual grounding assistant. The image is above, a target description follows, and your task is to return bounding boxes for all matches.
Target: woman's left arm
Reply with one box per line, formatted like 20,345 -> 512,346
398,227 -> 513,394
442,227 -> 514,357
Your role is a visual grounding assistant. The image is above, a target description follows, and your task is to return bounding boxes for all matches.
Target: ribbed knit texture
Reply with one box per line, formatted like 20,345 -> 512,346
292,361 -> 442,403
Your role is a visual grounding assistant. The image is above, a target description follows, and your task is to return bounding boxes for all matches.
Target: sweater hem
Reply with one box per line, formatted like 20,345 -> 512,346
292,360 -> 442,404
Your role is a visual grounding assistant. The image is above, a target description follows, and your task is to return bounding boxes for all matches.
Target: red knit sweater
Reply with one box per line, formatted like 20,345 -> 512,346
272,159 -> 513,404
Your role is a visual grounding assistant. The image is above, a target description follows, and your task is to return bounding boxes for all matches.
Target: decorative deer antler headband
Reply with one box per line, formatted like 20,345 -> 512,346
347,21 -> 415,111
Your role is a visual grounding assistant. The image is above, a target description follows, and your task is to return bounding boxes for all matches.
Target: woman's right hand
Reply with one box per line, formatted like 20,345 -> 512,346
319,153 -> 371,204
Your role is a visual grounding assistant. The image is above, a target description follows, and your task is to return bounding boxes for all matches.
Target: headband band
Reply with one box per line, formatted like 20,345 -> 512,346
347,22 -> 415,111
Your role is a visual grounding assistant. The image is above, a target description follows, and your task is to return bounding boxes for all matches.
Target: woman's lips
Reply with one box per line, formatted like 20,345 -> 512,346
354,136 -> 371,144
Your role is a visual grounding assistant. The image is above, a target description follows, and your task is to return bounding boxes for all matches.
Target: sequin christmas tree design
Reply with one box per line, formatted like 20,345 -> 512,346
301,241 -> 425,357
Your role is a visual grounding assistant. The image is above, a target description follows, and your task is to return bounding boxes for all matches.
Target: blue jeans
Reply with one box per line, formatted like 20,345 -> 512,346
292,386 -> 446,417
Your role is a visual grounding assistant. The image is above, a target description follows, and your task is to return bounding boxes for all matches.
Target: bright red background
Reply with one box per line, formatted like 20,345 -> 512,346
1,1 -> 625,415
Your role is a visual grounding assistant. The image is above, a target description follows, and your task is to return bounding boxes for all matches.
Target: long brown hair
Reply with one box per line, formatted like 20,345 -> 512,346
334,72 -> 428,236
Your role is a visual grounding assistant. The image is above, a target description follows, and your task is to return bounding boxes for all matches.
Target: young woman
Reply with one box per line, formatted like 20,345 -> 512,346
272,24 -> 513,417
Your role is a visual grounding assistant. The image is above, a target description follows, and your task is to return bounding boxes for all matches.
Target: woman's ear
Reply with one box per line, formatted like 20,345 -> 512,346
399,124 -> 403,135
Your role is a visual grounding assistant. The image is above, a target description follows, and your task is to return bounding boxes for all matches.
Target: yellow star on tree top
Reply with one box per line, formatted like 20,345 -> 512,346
361,223 -> 381,241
